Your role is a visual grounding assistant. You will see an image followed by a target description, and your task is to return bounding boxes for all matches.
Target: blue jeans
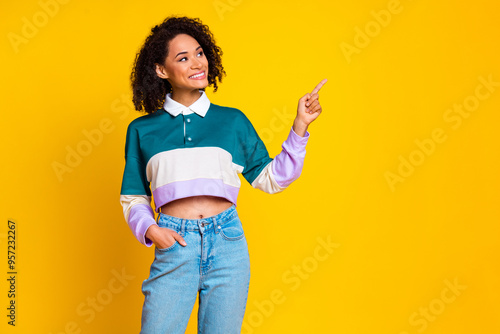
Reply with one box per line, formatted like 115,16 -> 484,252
140,204 -> 251,334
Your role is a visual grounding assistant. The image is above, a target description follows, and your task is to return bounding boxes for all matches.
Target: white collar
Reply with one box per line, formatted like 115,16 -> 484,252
163,89 -> 211,117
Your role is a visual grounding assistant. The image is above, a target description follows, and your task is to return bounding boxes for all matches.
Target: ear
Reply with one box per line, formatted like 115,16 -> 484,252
155,63 -> 169,79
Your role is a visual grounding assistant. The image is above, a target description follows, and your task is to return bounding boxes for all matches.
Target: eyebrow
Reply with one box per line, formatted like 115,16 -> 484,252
175,45 -> 202,59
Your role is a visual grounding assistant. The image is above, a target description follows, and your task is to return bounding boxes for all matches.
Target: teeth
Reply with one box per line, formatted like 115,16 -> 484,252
189,72 -> 204,78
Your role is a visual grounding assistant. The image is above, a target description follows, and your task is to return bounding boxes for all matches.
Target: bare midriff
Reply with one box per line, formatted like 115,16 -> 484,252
159,195 -> 234,220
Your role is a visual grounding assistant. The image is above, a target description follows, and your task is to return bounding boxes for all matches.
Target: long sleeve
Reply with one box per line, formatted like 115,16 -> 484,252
119,124 -> 156,247
240,113 -> 310,193
270,125 -> 309,187
119,194 -> 156,247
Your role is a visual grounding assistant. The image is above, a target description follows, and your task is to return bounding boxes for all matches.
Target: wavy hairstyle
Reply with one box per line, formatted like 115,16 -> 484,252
130,16 -> 226,114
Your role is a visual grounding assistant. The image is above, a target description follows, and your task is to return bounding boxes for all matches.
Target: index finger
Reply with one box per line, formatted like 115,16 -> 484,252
173,232 -> 187,246
311,78 -> 328,94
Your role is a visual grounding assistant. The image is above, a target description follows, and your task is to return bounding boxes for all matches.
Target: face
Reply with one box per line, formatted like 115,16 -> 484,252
155,33 -> 209,92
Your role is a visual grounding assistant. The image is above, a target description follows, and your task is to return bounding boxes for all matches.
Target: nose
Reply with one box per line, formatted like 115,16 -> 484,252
191,57 -> 202,69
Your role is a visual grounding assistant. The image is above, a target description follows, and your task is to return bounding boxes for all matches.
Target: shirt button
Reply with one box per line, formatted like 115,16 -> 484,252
186,118 -> 191,123
187,137 -> 192,141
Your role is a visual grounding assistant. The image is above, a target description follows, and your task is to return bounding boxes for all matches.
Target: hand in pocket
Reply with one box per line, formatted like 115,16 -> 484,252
145,224 -> 187,249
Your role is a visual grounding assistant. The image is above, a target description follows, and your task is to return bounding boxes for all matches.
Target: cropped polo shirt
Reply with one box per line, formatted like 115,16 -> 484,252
120,89 -> 310,246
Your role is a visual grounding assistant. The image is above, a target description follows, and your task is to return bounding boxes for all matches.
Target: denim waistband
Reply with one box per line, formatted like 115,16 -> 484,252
156,204 -> 238,230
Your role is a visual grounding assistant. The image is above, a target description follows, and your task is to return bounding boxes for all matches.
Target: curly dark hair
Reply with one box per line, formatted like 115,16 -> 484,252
130,15 -> 226,114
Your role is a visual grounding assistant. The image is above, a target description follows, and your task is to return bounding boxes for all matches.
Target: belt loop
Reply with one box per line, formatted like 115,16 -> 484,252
181,219 -> 186,237
212,217 -> 218,234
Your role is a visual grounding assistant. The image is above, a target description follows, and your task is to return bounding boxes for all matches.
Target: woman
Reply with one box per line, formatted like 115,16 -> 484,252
119,15 -> 326,333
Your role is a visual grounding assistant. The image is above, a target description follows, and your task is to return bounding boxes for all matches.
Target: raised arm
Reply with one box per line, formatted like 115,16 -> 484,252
243,79 -> 328,193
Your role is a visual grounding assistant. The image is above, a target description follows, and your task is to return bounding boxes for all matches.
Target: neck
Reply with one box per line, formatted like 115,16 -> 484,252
170,88 -> 202,107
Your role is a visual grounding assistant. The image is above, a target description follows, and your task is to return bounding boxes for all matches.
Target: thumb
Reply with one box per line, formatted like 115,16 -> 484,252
300,93 -> 311,102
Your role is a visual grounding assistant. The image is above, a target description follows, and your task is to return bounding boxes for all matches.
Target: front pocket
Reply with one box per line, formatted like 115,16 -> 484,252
154,226 -> 180,252
156,241 -> 178,252
220,217 -> 245,241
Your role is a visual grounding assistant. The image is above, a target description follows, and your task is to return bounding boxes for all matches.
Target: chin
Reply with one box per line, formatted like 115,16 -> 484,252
184,79 -> 209,90
197,81 -> 209,89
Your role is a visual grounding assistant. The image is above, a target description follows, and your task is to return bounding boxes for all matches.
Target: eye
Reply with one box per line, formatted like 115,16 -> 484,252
179,51 -> 203,62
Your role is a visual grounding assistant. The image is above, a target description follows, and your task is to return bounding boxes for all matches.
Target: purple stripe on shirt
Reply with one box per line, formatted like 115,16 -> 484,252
153,178 -> 239,211
271,126 -> 310,187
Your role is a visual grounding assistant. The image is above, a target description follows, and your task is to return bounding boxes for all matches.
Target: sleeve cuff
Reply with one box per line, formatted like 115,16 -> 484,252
284,126 -> 309,158
128,204 -> 157,247
288,126 -> 310,150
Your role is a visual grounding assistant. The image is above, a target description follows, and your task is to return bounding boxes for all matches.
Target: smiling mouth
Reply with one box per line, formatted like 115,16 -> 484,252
189,71 -> 206,79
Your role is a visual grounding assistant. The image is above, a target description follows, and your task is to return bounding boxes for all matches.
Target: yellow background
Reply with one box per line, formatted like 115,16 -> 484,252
1,0 -> 499,333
